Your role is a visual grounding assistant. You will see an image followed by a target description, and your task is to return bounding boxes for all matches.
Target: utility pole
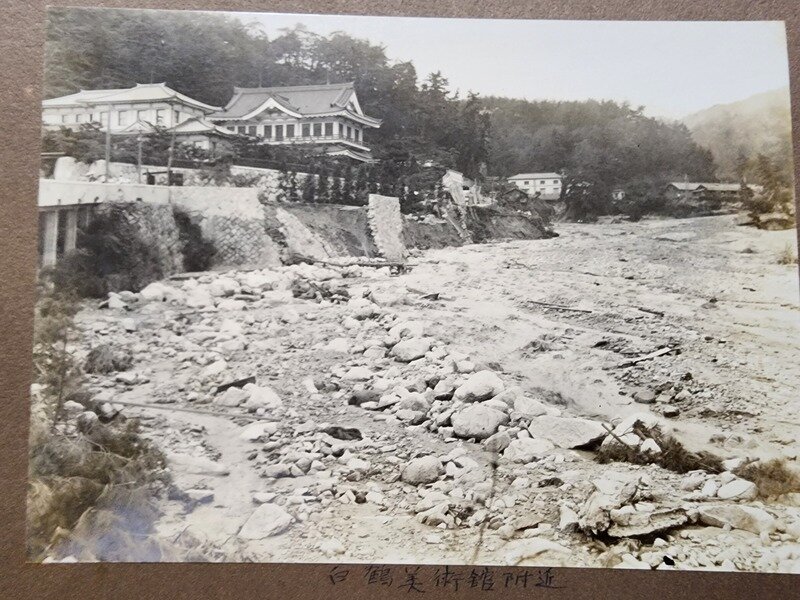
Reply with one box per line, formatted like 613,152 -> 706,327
166,130 -> 176,186
104,102 -> 112,181
136,133 -> 143,184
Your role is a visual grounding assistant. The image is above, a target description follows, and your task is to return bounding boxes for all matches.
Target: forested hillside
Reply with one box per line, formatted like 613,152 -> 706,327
684,88 -> 794,185
46,7 -> 719,214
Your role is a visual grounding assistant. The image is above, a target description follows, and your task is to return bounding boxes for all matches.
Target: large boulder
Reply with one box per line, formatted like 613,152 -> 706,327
401,456 -> 444,485
387,320 -> 427,343
242,384 -> 283,410
503,437 -> 555,462
513,396 -> 551,419
485,430 -> 512,453
698,504 -> 775,534
390,337 -> 434,362
716,478 -> 758,500
451,404 -> 509,440
527,416 -> 607,449
238,503 -> 293,539
453,370 -> 505,403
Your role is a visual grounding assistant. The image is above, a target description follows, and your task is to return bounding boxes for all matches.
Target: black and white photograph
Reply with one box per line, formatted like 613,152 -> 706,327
28,7 -> 800,573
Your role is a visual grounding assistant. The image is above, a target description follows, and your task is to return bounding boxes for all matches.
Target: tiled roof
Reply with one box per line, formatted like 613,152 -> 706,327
211,82 -> 381,126
42,83 -> 221,113
170,117 -> 236,136
508,172 -> 562,180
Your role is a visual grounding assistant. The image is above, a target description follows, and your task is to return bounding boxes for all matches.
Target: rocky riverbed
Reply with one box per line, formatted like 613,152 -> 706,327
61,214 -> 800,571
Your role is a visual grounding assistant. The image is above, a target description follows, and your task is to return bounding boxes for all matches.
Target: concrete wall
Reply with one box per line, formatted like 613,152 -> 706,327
37,179 -> 461,273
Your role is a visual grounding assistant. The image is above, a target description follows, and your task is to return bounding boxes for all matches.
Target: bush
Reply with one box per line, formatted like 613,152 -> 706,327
46,203 -> 164,297
28,283 -> 172,561
173,208 -> 216,271
596,425 -> 724,474
777,243 -> 799,265
734,459 -> 800,498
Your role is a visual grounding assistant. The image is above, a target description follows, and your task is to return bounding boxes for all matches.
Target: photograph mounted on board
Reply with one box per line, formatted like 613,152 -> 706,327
29,7 -> 800,571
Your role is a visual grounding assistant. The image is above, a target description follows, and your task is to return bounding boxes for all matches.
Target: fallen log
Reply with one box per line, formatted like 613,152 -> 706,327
617,347 -> 673,368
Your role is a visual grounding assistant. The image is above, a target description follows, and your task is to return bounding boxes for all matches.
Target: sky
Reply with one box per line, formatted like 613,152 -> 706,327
231,12 -> 790,120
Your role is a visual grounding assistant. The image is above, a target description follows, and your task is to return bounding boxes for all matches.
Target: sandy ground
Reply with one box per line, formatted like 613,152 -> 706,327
68,214 -> 800,570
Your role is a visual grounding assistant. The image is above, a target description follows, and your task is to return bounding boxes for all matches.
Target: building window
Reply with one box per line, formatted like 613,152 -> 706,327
524,181 -> 529,186
60,114 -> 67,123
174,110 -> 180,124
155,109 -> 165,124
137,110 -> 146,122
247,125 -> 257,136
313,123 -> 322,137
117,111 -> 126,126
100,111 -> 108,125
355,129 -> 361,142
286,124 -> 295,138
237,125 -> 247,135
275,124 -> 284,140
302,123 -> 311,137
263,125 -> 272,138
324,122 -> 333,137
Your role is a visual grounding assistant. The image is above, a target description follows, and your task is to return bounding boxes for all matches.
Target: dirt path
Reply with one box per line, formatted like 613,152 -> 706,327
73,214 -> 800,570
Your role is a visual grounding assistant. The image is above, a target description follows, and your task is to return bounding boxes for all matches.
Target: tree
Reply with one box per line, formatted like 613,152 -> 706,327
329,167 -> 344,205
316,167 -> 330,203
300,172 -> 316,203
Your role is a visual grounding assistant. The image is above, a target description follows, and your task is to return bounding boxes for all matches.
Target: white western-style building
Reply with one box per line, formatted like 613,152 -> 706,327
508,172 -> 563,200
42,83 -> 222,132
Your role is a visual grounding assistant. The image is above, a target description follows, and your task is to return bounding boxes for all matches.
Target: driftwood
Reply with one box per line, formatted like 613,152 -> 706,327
526,300 -> 594,314
601,423 -> 638,450
617,347 -> 673,368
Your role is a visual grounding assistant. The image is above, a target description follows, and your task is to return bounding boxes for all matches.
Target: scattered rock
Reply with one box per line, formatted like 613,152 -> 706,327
167,453 -> 230,476
390,337 -> 434,362
716,478 -> 758,500
238,504 -> 293,539
453,370 -> 505,402
632,389 -> 657,404
698,504 -> 775,534
485,430 -> 512,453
527,416 -> 607,449
451,404 -> 509,440
503,437 -> 555,462
401,456 -> 444,485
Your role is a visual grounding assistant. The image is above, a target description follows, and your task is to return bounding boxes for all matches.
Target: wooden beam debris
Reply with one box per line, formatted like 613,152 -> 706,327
617,347 -> 673,368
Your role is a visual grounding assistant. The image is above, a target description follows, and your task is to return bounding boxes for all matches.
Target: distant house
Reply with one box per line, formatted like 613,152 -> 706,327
167,117 -> 237,154
507,172 -> 562,200
42,83 -> 222,132
664,182 -> 760,202
210,82 -> 382,162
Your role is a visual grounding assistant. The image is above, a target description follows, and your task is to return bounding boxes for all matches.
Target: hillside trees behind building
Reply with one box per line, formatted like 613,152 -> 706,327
45,8 -> 719,218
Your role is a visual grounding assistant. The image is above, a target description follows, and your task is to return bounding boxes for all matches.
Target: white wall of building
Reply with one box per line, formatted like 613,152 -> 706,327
42,101 -> 207,132
510,176 -> 562,199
